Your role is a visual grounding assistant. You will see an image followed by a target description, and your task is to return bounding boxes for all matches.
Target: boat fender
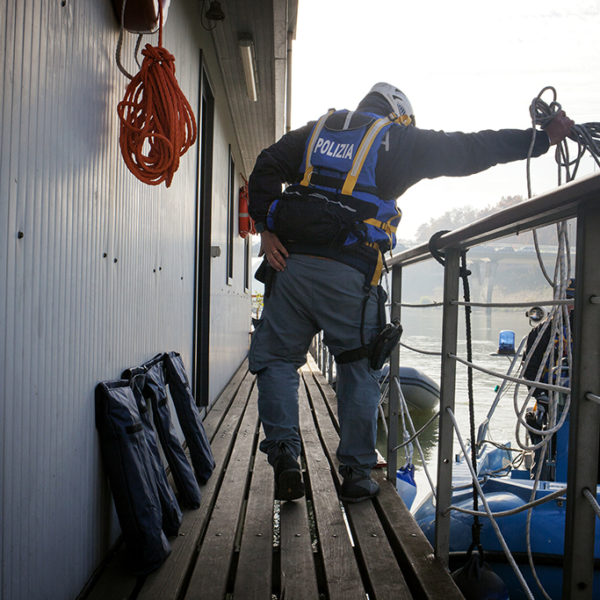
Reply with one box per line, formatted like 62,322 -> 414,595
451,547 -> 509,600
396,463 -> 417,509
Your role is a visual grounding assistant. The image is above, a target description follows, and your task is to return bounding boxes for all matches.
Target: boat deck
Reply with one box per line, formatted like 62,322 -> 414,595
82,356 -> 463,600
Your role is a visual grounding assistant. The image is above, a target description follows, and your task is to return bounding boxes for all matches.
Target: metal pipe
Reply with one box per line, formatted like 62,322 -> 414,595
286,30 -> 293,132
388,173 -> 600,269
563,199 -> 600,599
434,247 -> 461,566
387,264 -> 402,481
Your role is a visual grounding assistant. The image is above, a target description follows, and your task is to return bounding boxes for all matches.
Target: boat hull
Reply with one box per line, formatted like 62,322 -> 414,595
398,366 -> 440,411
413,448 -> 600,599
379,365 -> 440,411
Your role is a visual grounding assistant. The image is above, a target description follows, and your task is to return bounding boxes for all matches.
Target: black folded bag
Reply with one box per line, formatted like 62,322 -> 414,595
142,360 -> 202,508
164,352 -> 216,484
95,380 -> 171,574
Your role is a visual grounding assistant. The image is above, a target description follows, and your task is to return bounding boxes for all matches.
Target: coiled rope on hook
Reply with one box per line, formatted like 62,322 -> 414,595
116,3 -> 197,187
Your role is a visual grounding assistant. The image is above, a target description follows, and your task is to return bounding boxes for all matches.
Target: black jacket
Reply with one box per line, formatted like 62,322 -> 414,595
248,98 -> 550,225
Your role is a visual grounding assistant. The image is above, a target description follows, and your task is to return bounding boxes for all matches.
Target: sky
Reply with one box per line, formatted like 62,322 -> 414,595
290,0 -> 600,241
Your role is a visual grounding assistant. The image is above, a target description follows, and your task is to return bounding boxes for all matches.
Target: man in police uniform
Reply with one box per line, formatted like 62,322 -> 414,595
248,83 -> 574,503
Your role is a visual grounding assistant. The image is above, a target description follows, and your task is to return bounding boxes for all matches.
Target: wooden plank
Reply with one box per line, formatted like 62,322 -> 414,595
82,545 -> 140,600
138,372 -> 256,600
372,469 -> 463,600
279,493 -> 320,600
183,386 -> 260,600
302,369 -> 412,600
202,359 -> 249,441
297,380 -> 366,600
306,354 -> 339,422
345,501 -> 412,600
232,450 -> 274,599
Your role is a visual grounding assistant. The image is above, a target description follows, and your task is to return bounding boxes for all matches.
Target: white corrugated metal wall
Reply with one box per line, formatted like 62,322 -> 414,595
0,2 -> 253,598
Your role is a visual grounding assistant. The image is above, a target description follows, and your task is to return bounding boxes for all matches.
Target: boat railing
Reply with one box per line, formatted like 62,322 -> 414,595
308,172 -> 600,597
383,172 -> 600,598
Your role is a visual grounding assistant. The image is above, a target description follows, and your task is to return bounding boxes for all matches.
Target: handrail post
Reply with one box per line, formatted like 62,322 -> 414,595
387,263 -> 402,482
435,246 -> 461,566
563,200 -> 600,598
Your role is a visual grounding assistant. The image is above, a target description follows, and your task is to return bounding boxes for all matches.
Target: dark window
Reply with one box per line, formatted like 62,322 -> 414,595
244,236 -> 250,292
193,59 -> 214,407
226,148 -> 235,284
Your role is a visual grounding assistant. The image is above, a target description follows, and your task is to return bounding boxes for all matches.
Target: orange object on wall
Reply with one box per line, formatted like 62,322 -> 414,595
239,180 -> 256,238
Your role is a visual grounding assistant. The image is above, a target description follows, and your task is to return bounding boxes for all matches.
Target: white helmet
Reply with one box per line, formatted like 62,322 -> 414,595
369,82 -> 415,124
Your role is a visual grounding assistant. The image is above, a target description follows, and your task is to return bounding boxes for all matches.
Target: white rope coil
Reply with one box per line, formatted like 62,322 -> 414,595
583,488 -> 600,519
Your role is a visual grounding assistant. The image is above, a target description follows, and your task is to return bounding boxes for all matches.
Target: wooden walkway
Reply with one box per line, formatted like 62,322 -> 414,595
83,357 -> 463,600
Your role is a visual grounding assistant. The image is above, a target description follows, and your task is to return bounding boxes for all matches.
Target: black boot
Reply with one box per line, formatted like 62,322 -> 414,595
340,476 -> 379,503
339,466 -> 379,503
273,453 -> 304,501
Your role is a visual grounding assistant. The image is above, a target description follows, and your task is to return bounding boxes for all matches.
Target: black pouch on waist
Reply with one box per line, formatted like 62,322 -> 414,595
255,258 -> 276,297
336,284 -> 402,369
336,320 -> 402,370
268,185 -> 377,247
368,320 -> 403,370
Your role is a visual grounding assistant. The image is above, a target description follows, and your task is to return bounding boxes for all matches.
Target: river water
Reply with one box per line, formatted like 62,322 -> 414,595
380,306 -> 538,507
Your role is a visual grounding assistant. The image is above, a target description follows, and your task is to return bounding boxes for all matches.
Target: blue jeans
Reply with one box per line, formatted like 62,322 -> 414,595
249,255 -> 382,479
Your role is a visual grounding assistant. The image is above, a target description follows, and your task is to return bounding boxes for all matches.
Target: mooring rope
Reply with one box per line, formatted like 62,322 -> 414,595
398,341 -> 442,356
447,407 -> 536,600
448,486 -> 567,518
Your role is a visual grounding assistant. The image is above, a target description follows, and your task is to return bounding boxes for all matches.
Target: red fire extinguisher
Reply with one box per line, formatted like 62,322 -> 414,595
239,179 -> 256,238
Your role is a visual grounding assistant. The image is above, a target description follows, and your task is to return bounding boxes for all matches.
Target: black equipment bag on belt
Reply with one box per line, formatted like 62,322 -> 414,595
267,184 -> 378,247
95,380 -> 171,575
164,352 -> 216,484
142,359 -> 202,508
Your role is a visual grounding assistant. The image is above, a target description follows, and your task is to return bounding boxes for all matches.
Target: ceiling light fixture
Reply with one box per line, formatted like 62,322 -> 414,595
239,38 -> 258,102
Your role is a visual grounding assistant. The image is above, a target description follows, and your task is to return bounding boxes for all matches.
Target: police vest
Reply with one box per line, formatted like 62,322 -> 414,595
267,109 -> 408,285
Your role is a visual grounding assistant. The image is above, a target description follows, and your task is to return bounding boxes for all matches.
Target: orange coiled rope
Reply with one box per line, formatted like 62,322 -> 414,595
117,7 -> 196,187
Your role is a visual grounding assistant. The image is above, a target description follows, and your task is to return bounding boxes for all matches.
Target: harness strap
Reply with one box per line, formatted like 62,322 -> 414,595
364,217 -> 397,235
342,115 -> 394,196
366,242 -> 384,286
308,173 -> 378,196
393,113 -> 412,126
300,109 -> 335,187
367,212 -> 402,250
342,110 -> 354,130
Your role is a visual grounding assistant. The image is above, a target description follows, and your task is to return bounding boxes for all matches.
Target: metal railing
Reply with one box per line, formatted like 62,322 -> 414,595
384,172 -> 600,599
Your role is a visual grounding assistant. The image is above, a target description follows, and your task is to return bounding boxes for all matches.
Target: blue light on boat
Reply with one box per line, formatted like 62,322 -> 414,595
498,330 -> 515,355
